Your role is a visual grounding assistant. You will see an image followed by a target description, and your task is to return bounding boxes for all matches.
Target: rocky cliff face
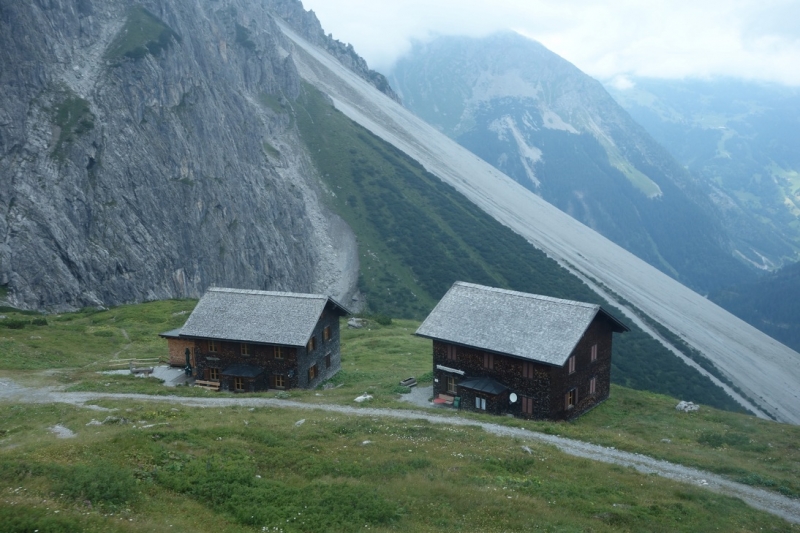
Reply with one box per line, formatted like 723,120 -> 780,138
266,0 -> 400,102
0,0 -> 359,311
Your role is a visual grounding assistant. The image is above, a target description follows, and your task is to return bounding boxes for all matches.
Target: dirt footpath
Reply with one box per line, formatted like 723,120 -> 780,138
1,378 -> 798,525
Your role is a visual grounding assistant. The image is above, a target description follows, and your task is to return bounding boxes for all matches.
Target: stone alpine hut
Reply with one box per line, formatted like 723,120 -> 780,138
161,288 -> 350,392
415,282 -> 628,419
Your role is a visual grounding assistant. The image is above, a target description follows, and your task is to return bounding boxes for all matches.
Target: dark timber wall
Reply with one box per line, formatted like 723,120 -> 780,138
430,314 -> 616,420
190,312 -> 343,392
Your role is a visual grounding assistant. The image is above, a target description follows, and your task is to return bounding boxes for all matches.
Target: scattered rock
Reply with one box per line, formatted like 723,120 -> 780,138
521,445 -> 533,454
661,438 -> 672,443
354,393 -> 373,403
676,401 -> 700,412
294,419 -> 305,427
48,425 -> 75,439
348,318 -> 366,329
362,440 -> 372,445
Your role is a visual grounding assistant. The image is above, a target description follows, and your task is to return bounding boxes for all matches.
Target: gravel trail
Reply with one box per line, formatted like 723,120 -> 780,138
1,379 -> 798,524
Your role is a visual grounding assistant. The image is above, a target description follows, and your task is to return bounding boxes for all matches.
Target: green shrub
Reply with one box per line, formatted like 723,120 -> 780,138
31,317 -> 48,326
373,315 -> 393,326
0,506 -> 83,533
4,319 -> 27,329
53,463 -> 138,509
417,370 -> 433,383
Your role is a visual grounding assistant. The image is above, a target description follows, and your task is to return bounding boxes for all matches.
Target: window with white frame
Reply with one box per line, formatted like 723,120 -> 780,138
475,396 -> 487,410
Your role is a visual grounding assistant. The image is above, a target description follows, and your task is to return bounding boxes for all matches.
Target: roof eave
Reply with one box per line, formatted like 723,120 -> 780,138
176,333 -> 305,348
415,332 -> 563,368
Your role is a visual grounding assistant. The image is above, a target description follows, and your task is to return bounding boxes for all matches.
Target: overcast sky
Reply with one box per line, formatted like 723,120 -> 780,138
300,0 -> 800,87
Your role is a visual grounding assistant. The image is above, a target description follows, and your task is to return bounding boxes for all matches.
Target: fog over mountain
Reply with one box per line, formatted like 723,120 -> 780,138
386,33 -> 760,293
606,78 -> 800,269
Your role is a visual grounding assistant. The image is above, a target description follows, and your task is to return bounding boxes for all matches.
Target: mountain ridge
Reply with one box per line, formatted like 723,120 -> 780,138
278,21 -> 800,424
386,32 -> 755,293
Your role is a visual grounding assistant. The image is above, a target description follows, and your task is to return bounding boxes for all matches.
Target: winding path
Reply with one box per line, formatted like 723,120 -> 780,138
1,379 -> 798,525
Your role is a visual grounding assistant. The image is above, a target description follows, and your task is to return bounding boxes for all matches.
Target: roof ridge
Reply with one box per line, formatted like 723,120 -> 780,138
453,281 -> 598,309
207,287 -> 328,300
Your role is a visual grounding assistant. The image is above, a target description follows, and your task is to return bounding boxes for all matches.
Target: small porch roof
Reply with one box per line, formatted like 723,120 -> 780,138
457,376 -> 509,396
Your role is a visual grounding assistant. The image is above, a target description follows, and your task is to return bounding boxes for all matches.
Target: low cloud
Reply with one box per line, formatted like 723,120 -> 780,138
301,0 -> 800,86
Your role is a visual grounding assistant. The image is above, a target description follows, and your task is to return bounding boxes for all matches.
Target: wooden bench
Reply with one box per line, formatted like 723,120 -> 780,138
193,380 -> 220,391
435,394 -> 454,405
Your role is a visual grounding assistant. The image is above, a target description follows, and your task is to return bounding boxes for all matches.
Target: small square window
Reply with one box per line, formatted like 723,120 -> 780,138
234,377 -> 244,391
566,388 -> 577,409
522,396 -> 533,415
208,367 -> 220,381
208,340 -> 218,353
240,343 -> 250,356
274,346 -> 284,359
446,345 -> 457,361
483,353 -> 494,369
522,362 -> 534,379
274,374 -> 285,388
475,397 -> 486,410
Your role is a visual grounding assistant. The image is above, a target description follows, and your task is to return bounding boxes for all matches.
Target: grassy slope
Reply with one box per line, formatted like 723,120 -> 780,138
291,84 -> 741,412
0,308 -> 799,532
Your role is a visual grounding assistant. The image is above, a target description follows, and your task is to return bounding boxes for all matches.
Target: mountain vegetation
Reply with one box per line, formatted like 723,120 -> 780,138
386,33 -> 756,294
291,84 -> 741,411
710,261 -> 800,353
606,78 -> 800,271
0,304 -> 797,532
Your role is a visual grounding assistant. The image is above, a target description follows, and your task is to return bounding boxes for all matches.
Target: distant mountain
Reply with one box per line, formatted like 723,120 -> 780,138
605,78 -> 800,269
710,261 -> 800,353
386,33 -> 755,293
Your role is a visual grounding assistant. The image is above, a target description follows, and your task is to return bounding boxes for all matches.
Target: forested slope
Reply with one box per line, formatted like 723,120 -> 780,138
293,84 -> 741,411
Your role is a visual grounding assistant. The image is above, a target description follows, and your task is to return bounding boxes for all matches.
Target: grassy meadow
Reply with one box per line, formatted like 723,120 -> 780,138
0,301 -> 798,531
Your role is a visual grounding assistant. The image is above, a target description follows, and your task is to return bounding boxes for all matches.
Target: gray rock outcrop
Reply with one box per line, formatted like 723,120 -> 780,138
0,0 -> 359,310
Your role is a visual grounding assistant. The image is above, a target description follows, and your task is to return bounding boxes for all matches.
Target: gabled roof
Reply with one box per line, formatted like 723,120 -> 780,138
415,282 -> 628,366
178,288 -> 350,347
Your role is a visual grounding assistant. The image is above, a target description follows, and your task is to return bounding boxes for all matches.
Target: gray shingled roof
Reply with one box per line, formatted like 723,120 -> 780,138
416,282 -> 626,366
178,288 -> 349,347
